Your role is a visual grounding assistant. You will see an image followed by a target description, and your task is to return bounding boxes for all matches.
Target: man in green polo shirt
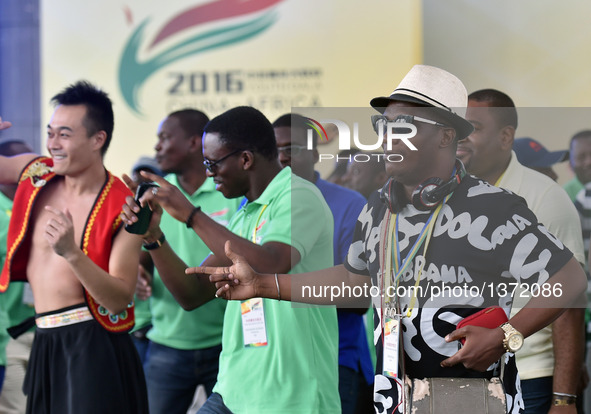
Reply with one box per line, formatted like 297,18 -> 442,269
121,106 -> 340,413
123,109 -> 240,414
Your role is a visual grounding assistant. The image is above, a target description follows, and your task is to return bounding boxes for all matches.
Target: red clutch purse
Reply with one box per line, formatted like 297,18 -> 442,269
456,306 -> 508,345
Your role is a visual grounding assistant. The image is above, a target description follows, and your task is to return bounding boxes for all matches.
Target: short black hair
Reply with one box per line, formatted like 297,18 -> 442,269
50,80 -> 114,156
0,139 -> 32,156
272,113 -> 318,147
168,109 -> 209,137
570,130 -> 591,150
468,89 -> 518,129
204,106 -> 277,160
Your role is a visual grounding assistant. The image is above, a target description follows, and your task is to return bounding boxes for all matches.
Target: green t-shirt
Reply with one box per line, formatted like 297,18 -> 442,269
146,175 -> 240,350
0,282 -> 35,331
132,296 -> 151,331
213,168 -> 340,414
564,177 -> 584,202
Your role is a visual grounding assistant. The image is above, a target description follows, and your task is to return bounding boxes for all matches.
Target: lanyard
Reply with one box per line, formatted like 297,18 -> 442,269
238,203 -> 268,243
494,172 -> 505,187
251,204 -> 268,243
383,194 -> 449,316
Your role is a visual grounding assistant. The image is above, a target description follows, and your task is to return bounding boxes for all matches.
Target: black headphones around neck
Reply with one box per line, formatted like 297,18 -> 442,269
380,159 -> 466,213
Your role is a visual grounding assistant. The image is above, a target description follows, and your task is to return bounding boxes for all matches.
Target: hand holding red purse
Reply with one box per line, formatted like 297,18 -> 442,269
456,306 -> 508,345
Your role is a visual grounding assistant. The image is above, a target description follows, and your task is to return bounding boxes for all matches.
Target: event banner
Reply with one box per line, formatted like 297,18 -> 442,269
41,0 -> 422,177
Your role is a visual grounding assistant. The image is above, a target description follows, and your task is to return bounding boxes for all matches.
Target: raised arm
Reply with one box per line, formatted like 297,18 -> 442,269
120,173 -> 299,310
191,240 -> 371,308
120,174 -> 211,309
0,153 -> 39,184
137,171 -> 296,271
0,117 -> 38,183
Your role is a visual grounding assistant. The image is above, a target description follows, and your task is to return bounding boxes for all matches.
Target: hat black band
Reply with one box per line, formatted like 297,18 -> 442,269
391,88 -> 452,112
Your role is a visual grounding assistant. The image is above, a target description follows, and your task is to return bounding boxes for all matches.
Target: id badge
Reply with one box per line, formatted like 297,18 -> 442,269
382,314 -> 400,378
241,298 -> 268,347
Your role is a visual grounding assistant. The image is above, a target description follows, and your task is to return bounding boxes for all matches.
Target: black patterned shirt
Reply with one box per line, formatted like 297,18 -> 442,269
344,175 -> 573,414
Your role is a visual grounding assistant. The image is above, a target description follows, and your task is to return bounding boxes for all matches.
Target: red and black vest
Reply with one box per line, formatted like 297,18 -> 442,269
0,157 -> 135,333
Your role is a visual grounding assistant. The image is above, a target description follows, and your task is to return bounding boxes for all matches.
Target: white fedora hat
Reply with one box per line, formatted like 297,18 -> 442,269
370,65 -> 474,140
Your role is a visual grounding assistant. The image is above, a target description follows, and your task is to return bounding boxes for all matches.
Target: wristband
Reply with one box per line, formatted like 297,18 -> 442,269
143,233 -> 166,250
552,393 -> 577,406
185,206 -> 201,228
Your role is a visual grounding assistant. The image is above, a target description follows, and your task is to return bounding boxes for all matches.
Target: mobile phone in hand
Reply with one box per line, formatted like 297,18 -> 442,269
125,182 -> 158,234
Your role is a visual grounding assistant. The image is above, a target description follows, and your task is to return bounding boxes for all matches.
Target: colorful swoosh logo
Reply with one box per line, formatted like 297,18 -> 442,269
209,208 -> 230,217
119,0 -> 283,114
306,118 -> 329,142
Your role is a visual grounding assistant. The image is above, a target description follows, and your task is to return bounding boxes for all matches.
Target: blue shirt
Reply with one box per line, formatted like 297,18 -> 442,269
315,172 -> 374,384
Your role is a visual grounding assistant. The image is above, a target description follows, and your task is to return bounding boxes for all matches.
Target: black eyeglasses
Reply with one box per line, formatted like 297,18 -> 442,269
203,149 -> 242,173
371,114 -> 448,135
277,145 -> 308,157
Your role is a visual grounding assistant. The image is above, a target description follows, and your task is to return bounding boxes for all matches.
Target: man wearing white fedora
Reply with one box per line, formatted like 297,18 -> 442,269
191,65 -> 586,414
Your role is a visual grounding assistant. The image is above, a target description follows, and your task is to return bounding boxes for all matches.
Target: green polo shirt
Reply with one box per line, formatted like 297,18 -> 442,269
146,175 -> 240,350
214,167 -> 340,414
132,296 -> 151,331
564,176 -> 584,202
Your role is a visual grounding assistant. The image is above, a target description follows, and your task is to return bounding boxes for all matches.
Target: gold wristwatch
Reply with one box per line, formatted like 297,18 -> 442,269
499,322 -> 524,353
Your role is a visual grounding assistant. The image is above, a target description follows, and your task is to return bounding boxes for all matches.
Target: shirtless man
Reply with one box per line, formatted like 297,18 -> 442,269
0,81 -> 148,414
